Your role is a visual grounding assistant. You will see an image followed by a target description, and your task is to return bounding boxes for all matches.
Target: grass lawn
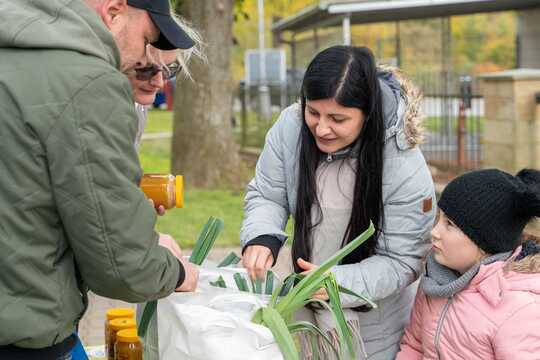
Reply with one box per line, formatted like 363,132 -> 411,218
140,110 -> 293,248
144,109 -> 173,133
233,110 -> 281,149
154,189 -> 247,249
145,108 -> 280,149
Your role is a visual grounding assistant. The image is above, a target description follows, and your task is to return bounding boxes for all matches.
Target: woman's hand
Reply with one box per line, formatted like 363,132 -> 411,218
297,258 -> 329,301
242,245 -> 274,280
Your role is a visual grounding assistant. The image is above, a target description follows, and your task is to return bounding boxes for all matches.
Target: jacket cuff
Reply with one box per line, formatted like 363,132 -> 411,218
332,264 -> 369,308
242,235 -> 282,266
175,259 -> 186,289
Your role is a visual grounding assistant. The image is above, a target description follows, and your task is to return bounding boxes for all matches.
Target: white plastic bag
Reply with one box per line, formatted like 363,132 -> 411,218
157,266 -> 284,360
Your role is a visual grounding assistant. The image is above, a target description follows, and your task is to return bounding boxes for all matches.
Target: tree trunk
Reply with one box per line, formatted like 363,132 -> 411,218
171,0 -> 243,188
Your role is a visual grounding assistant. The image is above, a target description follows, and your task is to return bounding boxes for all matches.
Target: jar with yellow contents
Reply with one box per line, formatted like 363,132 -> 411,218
104,309 -> 135,360
115,328 -> 143,360
107,318 -> 137,360
140,174 -> 183,209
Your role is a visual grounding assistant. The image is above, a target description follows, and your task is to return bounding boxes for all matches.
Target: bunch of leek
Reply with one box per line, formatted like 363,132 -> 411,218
251,221 -> 376,360
140,217 -> 376,360
189,216 -> 224,265
217,251 -> 242,267
210,272 -> 273,295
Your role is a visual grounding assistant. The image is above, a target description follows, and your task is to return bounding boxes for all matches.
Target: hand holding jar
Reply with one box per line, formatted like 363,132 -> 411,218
140,174 -> 183,215
148,199 -> 166,216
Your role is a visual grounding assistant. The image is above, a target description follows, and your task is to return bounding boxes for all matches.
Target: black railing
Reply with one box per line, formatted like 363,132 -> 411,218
416,73 -> 484,170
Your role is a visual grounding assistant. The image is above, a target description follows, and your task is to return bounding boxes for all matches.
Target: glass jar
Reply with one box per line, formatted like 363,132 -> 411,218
140,174 -> 184,209
104,309 -> 135,360
107,318 -> 137,360
115,328 -> 143,360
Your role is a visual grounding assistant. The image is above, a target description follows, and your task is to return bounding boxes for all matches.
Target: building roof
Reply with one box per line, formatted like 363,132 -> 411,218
272,0 -> 540,34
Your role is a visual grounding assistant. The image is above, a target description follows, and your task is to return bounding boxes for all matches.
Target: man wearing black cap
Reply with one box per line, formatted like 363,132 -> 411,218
126,0 -> 195,50
0,1 -> 198,358
85,0 -> 195,71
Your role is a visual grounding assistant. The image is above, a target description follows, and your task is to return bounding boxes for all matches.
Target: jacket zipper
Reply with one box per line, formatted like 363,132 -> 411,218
326,154 -> 332,162
435,296 -> 453,360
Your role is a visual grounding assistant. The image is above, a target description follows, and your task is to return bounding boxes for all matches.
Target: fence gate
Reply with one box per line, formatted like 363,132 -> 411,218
415,72 -> 484,170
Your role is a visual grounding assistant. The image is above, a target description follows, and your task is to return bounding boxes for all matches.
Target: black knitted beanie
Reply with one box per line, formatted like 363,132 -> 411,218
438,168 -> 540,254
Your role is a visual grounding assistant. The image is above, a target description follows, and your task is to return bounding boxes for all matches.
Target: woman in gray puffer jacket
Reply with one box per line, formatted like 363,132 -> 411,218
241,46 -> 436,359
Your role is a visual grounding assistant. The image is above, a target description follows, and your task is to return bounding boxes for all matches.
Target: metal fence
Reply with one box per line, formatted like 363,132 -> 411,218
414,72 -> 484,170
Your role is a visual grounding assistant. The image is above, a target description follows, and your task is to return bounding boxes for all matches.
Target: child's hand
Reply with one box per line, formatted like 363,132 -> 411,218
297,258 -> 329,301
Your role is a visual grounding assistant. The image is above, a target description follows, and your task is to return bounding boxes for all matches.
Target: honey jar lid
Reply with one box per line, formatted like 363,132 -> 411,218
116,328 -> 141,343
175,175 -> 184,208
106,308 -> 135,321
109,318 -> 137,331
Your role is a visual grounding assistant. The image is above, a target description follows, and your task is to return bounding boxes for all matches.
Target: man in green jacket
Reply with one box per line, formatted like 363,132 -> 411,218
0,0 -> 198,358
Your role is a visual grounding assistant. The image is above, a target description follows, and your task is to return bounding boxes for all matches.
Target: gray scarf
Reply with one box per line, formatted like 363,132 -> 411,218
421,251 -> 512,298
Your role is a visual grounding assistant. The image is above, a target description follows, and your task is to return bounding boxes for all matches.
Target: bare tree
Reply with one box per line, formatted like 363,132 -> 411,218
172,0 -> 244,188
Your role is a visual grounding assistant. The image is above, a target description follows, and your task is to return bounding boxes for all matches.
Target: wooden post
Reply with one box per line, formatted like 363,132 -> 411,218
240,81 -> 247,148
457,102 -> 466,168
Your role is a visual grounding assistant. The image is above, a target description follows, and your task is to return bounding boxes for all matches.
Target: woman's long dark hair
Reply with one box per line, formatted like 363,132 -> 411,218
292,46 -> 385,273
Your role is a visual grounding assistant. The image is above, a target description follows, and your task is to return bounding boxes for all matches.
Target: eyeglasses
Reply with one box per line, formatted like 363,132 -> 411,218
134,61 -> 182,81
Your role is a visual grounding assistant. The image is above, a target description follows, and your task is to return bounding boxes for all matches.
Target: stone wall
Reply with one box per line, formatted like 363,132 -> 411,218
481,69 -> 540,237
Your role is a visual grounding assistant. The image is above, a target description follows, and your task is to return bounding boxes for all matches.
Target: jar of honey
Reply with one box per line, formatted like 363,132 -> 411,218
115,328 -> 143,360
107,318 -> 137,360
140,174 -> 184,209
104,309 -> 135,360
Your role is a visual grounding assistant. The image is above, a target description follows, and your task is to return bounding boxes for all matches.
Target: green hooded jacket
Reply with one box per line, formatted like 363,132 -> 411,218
0,0 -> 182,348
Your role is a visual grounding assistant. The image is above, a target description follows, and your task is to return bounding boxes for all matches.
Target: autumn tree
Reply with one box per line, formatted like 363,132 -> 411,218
171,0 -> 244,188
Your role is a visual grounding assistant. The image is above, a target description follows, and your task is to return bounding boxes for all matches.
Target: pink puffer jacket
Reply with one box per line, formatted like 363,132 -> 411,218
396,252 -> 540,360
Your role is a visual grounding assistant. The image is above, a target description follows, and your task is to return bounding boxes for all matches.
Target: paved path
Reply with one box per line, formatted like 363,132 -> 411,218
140,131 -> 172,140
78,246 -> 292,346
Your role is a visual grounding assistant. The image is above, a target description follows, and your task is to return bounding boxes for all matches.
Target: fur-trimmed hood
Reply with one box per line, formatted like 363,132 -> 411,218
378,65 -> 425,147
511,253 -> 540,273
508,239 -> 540,274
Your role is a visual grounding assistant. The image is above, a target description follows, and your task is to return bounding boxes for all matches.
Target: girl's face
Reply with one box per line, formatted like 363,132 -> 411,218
431,211 -> 488,274
304,98 -> 365,154
128,49 -> 178,106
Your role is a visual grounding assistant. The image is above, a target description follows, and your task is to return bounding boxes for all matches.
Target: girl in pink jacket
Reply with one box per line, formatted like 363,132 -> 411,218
397,168 -> 540,360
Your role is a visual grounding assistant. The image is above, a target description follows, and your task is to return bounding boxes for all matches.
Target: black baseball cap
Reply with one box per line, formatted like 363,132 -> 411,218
126,0 -> 195,50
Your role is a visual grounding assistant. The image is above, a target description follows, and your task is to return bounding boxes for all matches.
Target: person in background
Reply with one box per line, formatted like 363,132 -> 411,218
125,17 -> 203,218
125,19 -> 204,360
0,0 -> 198,358
397,168 -> 540,360
127,16 -> 204,149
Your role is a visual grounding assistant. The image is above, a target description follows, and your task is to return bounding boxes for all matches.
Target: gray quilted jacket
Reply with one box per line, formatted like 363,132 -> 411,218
240,69 -> 437,359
